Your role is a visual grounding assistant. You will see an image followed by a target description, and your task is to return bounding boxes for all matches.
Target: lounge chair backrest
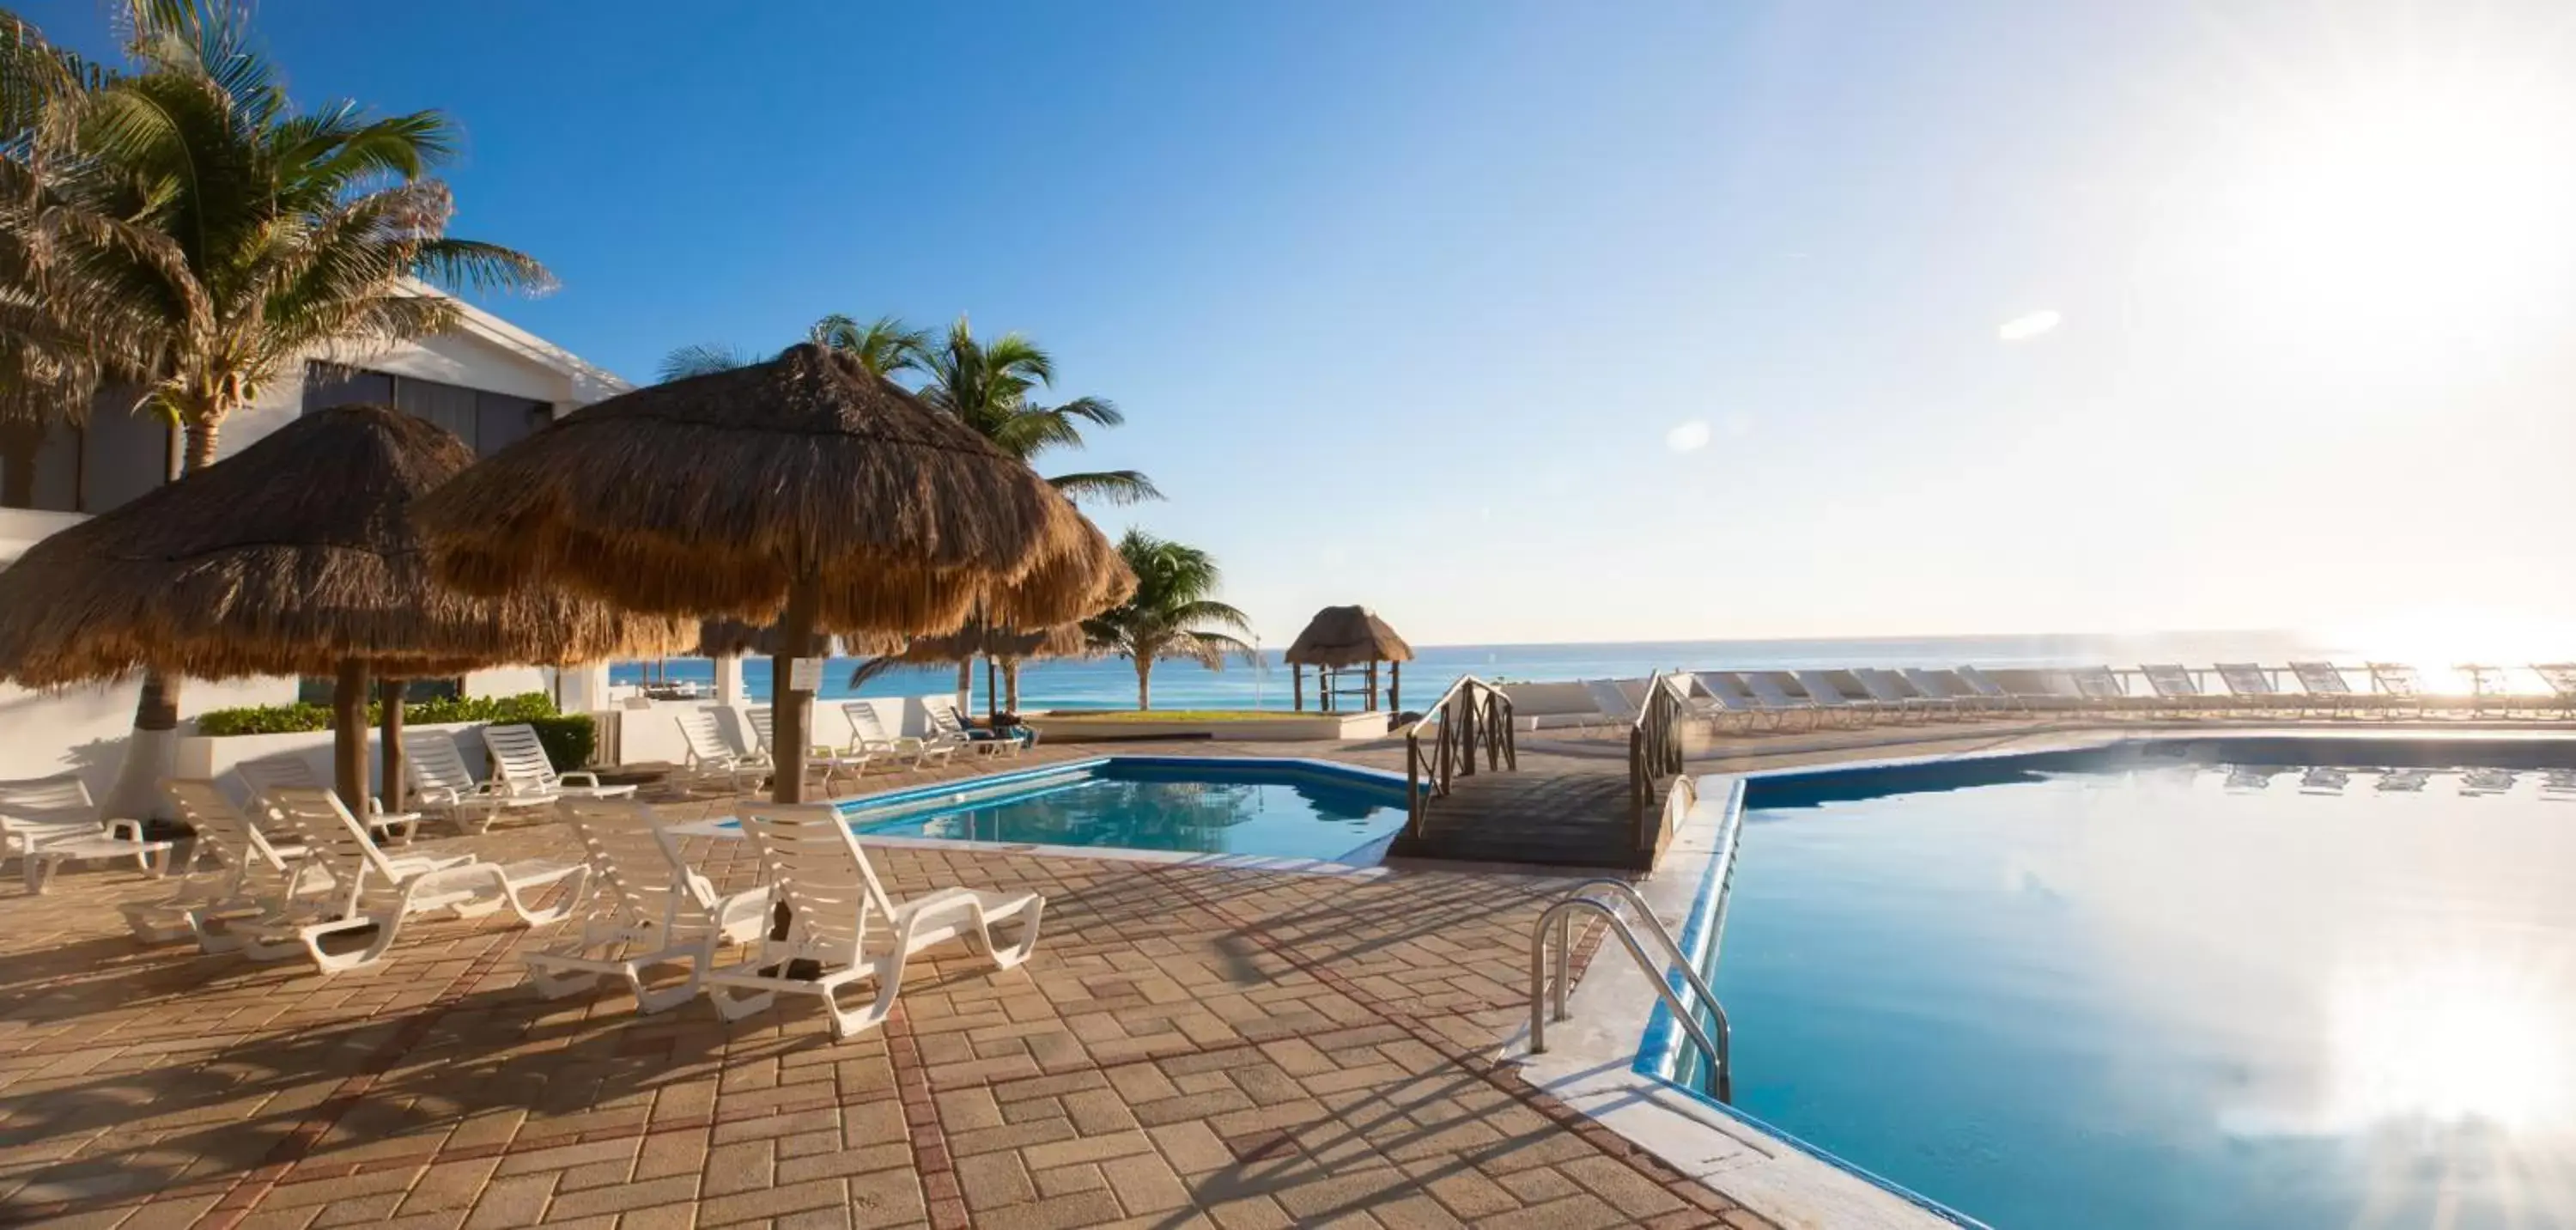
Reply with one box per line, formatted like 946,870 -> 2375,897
676,711 -> 741,766
1850,669 -> 1911,704
2460,665 -> 2506,695
1690,673 -> 1761,712
1740,673 -> 1807,709
0,775 -> 94,824
1953,666 -> 2009,699
2139,665 -> 2199,697
738,803 -> 890,967
2367,662 -> 2421,696
482,724 -> 560,792
1583,679 -> 1639,722
2289,661 -> 2352,696
2535,664 -> 2576,698
1900,667 -> 1965,701
1790,670 -> 1852,705
844,702 -> 891,742
747,709 -> 776,755
267,787 -> 394,908
163,777 -> 278,877
556,797 -> 719,930
2069,667 -> 2126,699
404,731 -> 483,797
2213,663 -> 2274,696
926,702 -> 970,738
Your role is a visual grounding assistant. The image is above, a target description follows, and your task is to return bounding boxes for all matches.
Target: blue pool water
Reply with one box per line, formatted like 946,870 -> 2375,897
835,758 -> 1409,863
1704,748 -> 2576,1229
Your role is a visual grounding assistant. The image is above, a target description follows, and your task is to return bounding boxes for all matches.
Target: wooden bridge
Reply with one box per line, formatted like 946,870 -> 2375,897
1384,675 -> 1696,870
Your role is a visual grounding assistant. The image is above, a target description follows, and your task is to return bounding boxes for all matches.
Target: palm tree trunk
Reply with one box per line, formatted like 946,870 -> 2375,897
331,660 -> 370,809
954,660 -> 972,717
102,404 -> 228,825
1136,659 -> 1152,711
380,678 -> 407,813
1003,660 -> 1021,715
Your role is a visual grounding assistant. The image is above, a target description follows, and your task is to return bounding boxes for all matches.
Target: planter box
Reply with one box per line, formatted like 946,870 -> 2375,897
1027,710 -> 1388,742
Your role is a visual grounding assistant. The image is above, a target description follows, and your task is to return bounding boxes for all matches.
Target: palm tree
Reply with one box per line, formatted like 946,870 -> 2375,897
912,315 -> 1158,506
657,314 -> 926,384
1083,529 -> 1254,711
27,0 -> 552,817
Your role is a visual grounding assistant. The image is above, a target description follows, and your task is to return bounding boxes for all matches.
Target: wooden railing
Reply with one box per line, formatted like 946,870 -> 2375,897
1629,672 -> 1691,852
1404,675 -> 1516,838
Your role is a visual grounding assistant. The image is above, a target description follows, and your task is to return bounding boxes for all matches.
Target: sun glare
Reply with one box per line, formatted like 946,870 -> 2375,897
2208,67 -> 2576,340
2321,957 -> 2573,1132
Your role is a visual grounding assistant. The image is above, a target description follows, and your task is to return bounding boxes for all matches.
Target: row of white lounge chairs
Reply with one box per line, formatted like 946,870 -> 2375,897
669,699 -> 1028,796
1587,661 -> 2576,733
28,767 -> 1040,1039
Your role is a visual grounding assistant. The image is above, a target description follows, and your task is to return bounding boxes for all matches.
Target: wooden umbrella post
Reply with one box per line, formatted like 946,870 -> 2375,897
770,581 -> 819,805
380,677 -> 408,813
1391,661 -> 1400,711
332,658 -> 371,810
985,657 -> 999,724
1292,664 -> 1303,712
1368,661 -> 1380,711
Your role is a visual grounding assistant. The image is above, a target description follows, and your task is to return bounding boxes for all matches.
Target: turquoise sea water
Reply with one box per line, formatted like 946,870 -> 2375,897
1714,754 -> 2576,1229
837,759 -> 1407,862
616,630 -> 2356,711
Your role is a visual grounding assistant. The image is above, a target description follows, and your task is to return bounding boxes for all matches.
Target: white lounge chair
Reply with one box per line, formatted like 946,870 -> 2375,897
2536,664 -> 2576,719
2289,661 -> 2365,718
1902,667 -> 1996,717
2366,662 -> 2426,719
482,723 -> 635,801
927,697 -> 1023,758
1791,670 -> 1888,728
674,710 -> 770,793
2137,664 -> 2208,717
2460,767 -> 2518,796
1737,673 -> 1824,730
234,754 -> 420,845
0,775 -> 173,893
704,803 -> 1044,1038
1582,679 -> 1642,727
844,702 -> 955,770
1952,665 -> 2035,714
1686,673 -> 1767,734
125,779 -> 324,948
245,786 -> 586,975
749,708 -> 873,794
2210,664 -> 2282,715
1854,667 -> 1953,722
2298,766 -> 2351,795
524,797 -> 770,1013
404,731 -> 554,834
2067,667 -> 2132,713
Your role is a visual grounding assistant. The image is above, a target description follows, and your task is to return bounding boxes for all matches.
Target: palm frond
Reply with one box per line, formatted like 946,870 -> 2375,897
1046,470 -> 1162,504
657,343 -> 749,383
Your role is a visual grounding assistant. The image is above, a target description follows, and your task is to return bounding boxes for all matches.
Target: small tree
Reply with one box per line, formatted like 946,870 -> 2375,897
1082,530 -> 1253,710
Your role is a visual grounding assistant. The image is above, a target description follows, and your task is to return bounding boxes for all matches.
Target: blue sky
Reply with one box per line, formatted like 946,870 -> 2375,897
27,2 -> 2576,651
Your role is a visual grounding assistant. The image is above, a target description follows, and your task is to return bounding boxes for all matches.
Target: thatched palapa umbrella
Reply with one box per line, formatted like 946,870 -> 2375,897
850,620 -> 1098,719
0,406 -> 694,808
1283,606 -> 1413,712
414,343 -> 1098,803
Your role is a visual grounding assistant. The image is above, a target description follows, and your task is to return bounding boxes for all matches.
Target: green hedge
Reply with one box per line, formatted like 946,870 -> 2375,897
194,691 -> 598,770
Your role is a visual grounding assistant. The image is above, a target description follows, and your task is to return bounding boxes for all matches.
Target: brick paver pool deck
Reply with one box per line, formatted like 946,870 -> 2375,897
0,719 -> 2178,1227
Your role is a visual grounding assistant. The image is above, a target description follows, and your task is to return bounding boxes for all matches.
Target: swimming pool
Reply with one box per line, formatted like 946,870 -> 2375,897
1667,740 -> 2576,1229
832,757 -> 1412,863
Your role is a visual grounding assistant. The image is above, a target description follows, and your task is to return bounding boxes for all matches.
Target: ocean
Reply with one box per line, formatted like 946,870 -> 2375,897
611,630 -> 2398,711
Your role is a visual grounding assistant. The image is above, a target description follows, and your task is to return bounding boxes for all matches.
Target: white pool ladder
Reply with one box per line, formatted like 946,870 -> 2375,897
1529,877 -> 1733,1104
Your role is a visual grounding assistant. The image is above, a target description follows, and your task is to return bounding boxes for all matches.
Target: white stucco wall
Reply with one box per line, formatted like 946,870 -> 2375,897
0,676 -> 297,800
608,696 -> 933,766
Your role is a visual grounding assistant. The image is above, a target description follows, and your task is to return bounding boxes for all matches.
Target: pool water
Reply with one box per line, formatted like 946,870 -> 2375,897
838,758 -> 1409,863
1709,753 -> 2576,1229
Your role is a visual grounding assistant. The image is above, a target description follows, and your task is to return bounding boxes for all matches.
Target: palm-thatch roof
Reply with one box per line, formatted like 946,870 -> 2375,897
412,342 -> 1099,634
1282,606 -> 1413,669
691,618 -> 895,661
846,620 -> 1094,685
0,405 -> 694,686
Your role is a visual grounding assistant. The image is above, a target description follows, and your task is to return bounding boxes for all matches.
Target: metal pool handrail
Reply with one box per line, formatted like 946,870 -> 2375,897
1528,877 -> 1733,1104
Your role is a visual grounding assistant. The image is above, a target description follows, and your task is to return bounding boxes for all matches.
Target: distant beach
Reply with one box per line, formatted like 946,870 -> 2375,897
613,630 -> 2372,710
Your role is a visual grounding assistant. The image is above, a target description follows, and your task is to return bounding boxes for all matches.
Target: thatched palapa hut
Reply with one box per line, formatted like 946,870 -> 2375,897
1282,606 -> 1413,711
414,343 -> 1103,802
0,405 -> 694,807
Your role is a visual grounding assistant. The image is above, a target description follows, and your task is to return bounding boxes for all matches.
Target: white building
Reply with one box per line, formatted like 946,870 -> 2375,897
0,295 -> 633,799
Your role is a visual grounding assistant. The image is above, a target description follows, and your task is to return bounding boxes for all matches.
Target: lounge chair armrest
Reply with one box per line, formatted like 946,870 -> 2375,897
103,818 -> 147,843
559,771 -> 603,789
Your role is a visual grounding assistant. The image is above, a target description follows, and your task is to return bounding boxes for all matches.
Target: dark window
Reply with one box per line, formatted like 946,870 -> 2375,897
304,361 -> 552,456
